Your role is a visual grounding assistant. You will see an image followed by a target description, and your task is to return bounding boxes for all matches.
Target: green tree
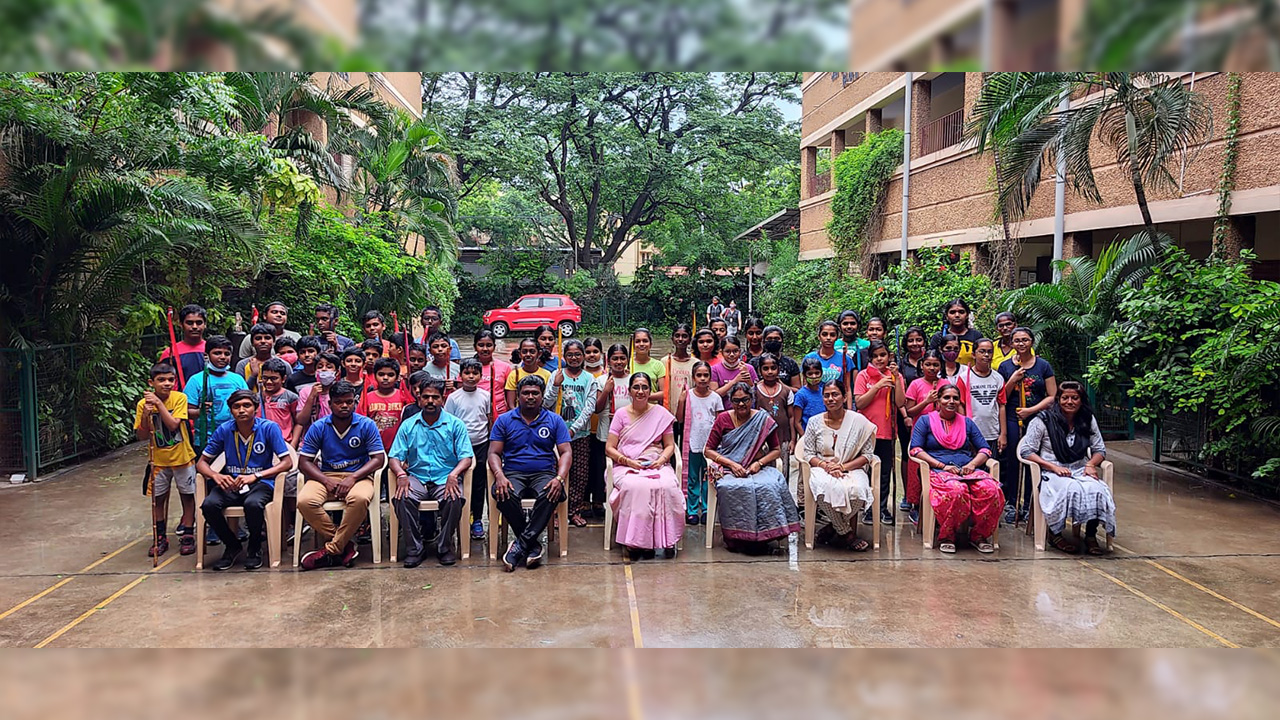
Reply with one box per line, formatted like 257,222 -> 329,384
1078,0 -> 1280,71
967,72 -> 1213,237
423,72 -> 800,272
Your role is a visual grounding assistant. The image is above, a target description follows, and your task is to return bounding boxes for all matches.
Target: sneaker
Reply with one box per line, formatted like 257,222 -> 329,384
898,499 -> 912,512
881,509 -> 896,527
174,523 -> 193,537
179,535 -> 195,556
686,514 -> 700,526
243,547 -> 264,570
663,546 -> 677,559
909,507 -> 920,526
211,545 -> 243,571
285,527 -> 296,545
147,536 -> 169,558
340,541 -> 359,567
525,540 -> 544,569
205,527 -> 222,546
236,526 -> 249,543
1002,504 -> 1017,525
438,547 -> 458,566
355,520 -> 372,545
861,507 -> 874,526
1016,507 -> 1030,524
502,541 -> 524,572
470,521 -> 485,540
300,549 -> 336,571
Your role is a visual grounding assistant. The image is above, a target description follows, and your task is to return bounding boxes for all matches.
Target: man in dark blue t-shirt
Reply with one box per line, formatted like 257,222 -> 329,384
296,380 -> 386,570
196,390 -> 293,571
488,374 -> 571,572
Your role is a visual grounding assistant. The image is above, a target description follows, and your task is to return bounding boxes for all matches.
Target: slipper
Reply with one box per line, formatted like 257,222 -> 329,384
1084,535 -> 1106,556
1050,533 -> 1078,554
939,541 -> 956,554
976,542 -> 995,554
570,513 -> 588,528
850,537 -> 870,552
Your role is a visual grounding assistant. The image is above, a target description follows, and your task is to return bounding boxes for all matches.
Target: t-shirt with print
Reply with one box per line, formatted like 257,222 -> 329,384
182,369 -> 249,448
792,384 -> 826,432
201,417 -> 291,488
998,357 -> 1055,424
297,384 -> 332,424
284,369 -> 316,394
159,340 -> 206,388
444,387 -> 492,445
133,391 -> 195,468
592,373 -> 631,442
490,408 -> 571,475
930,327 -> 983,367
299,414 -> 385,473
803,350 -> 853,389
710,361 -> 758,407
662,355 -> 696,417
423,361 -> 460,383
684,389 -> 723,453
953,367 -> 1007,441
480,360 -> 513,416
261,389 -> 299,443
546,369 -> 596,440
357,386 -> 416,451
749,353 -> 801,389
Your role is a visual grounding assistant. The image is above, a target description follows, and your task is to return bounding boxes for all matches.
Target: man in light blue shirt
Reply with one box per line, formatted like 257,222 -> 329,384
389,377 -> 474,567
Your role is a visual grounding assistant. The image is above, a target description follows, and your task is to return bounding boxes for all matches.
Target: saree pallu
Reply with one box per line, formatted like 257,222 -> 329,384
713,411 -> 801,543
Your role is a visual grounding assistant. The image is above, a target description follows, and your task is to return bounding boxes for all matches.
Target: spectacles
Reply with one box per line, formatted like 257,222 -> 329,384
730,396 -> 752,405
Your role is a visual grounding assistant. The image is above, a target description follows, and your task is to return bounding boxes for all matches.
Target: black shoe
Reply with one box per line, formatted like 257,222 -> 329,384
236,526 -> 249,543
525,540 -> 544,569
627,548 -> 643,561
438,547 -> 458,566
243,547 -> 263,570
642,549 -> 656,560
686,514 -> 700,526
403,554 -> 423,569
212,545 -> 243,571
663,547 -> 677,559
503,541 -> 524,572
881,509 -> 896,527
861,507 -> 874,526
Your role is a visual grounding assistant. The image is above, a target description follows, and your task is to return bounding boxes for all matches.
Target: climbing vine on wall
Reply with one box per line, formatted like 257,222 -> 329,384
1212,72 -> 1243,257
827,128 -> 904,269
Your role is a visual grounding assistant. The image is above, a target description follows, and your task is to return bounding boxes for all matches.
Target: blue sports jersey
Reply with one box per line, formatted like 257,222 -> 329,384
201,417 -> 291,487
300,414 -> 386,472
490,408 -> 570,475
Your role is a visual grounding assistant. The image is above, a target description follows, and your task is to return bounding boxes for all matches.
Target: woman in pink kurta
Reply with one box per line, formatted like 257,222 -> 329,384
607,372 -> 684,560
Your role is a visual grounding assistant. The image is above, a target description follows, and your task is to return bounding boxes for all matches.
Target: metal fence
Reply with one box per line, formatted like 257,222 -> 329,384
580,296 -> 670,334
0,334 -> 166,480
1153,407 -> 1207,466
1048,342 -> 1136,440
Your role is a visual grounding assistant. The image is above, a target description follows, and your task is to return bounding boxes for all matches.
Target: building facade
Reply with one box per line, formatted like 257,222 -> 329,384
799,71 -> 1280,282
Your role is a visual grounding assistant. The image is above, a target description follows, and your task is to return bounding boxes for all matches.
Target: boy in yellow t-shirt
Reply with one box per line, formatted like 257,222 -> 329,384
134,362 -> 198,558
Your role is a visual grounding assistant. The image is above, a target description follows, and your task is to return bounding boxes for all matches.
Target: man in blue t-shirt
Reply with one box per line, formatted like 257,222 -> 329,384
389,377 -> 474,568
184,335 -> 249,449
296,380 -> 386,570
488,374 -> 571,572
196,390 -> 293,571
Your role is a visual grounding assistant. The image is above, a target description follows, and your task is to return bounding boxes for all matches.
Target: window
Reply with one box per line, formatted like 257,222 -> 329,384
542,298 -> 562,307
518,298 -> 541,309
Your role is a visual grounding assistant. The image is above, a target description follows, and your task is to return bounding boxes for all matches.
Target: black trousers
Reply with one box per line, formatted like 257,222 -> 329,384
587,436 -> 607,505
874,438 -> 895,512
392,477 -> 465,558
494,470 -> 562,550
470,441 -> 490,524
1000,419 -> 1030,510
202,481 -> 272,550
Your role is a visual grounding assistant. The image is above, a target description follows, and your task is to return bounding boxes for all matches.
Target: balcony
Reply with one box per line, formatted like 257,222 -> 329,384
919,108 -> 963,156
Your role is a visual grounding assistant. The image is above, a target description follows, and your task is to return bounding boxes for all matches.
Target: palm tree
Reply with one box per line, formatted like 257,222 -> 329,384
967,72 -> 1213,238
338,108 -> 459,261
1003,230 -> 1165,344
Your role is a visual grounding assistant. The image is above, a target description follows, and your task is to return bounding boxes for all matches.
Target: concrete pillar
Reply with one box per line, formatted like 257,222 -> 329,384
800,146 -> 819,199
955,243 -> 991,276
831,129 -> 847,159
1215,215 -> 1255,259
1062,231 -> 1094,260
911,78 -> 932,159
866,108 -> 883,135
989,0 -> 1018,70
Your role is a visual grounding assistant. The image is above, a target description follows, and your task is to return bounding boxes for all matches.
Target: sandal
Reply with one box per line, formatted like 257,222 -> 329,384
1049,533 -> 1078,554
570,513 -> 588,528
939,540 -> 956,554
976,541 -> 995,554
849,536 -> 870,552
1084,535 -> 1106,556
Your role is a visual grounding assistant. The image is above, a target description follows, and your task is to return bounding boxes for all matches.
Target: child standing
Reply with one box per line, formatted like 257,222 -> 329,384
258,358 -> 302,539
235,323 -> 276,392
661,324 -> 696,445
790,358 -> 827,443
423,332 -> 460,391
285,336 -> 322,393
273,337 -> 299,371
678,361 -> 721,526
711,336 -> 758,408
159,304 -> 207,384
135,363 -> 198,557
504,337 -> 552,411
407,342 -> 428,377
629,328 -> 667,403
444,359 -> 492,541
854,340 -> 906,527
361,310 -> 392,355
544,340 -> 597,527
297,352 -> 340,432
358,358 -> 416,452
183,335 -> 248,451
592,344 -> 632,518
339,348 -> 368,404
473,330 -> 512,418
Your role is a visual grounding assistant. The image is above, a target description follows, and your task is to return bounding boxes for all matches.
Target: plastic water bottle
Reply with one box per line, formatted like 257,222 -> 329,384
788,531 -> 799,570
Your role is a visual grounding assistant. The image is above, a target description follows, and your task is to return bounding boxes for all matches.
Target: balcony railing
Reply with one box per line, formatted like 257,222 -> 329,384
812,173 -> 832,196
919,108 -> 964,156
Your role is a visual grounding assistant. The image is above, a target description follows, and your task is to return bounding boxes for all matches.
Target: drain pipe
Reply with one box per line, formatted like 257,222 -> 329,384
901,72 -> 913,264
1052,92 -> 1069,280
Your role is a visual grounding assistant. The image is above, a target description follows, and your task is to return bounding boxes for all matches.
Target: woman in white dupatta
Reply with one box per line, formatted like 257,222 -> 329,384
804,380 -> 876,551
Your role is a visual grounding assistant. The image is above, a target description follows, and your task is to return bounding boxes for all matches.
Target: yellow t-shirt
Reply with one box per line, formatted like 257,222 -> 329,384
504,366 -> 553,392
133,391 -> 196,468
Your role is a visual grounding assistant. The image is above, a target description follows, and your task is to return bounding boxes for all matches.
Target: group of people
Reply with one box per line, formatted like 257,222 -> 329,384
133,296 -> 1117,574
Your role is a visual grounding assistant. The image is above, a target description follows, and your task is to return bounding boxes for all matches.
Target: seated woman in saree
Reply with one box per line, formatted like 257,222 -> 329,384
909,384 -> 1003,554
704,382 -> 802,554
1018,380 -> 1114,555
606,372 -> 684,560
803,381 -> 876,551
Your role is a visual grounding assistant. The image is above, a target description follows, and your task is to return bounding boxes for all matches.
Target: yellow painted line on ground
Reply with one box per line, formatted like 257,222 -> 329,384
621,648 -> 645,720
622,556 -> 644,648
0,535 -> 147,623
1114,541 -> 1280,633
1079,559 -> 1240,648
34,552 -> 181,648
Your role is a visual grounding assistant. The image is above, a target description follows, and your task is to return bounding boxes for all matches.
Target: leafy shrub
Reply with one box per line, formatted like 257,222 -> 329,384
828,128 -> 904,264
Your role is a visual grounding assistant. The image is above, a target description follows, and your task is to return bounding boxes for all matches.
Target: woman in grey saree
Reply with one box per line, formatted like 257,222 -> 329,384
704,382 -> 802,553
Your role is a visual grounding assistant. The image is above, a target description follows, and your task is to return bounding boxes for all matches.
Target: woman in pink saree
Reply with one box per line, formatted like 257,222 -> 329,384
607,372 -> 684,560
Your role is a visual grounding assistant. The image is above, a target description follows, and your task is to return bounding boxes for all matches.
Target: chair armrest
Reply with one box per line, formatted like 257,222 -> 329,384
1017,456 -> 1042,484
1101,460 -> 1114,491
983,456 -> 1000,479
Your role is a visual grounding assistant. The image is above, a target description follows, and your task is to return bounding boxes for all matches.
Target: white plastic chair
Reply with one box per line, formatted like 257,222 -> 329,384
292,452 -> 387,567
195,447 -> 297,570
800,446 -> 882,550
912,455 -> 1001,551
388,466 -> 474,562
602,455 -> 685,553
485,448 -> 570,561
1020,457 -> 1116,552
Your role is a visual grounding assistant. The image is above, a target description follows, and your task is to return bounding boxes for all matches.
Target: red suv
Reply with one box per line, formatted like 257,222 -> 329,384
483,294 -> 581,339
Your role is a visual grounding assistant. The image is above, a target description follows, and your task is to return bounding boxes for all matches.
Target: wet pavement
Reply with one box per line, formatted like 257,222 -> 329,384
1,441 -> 1279,648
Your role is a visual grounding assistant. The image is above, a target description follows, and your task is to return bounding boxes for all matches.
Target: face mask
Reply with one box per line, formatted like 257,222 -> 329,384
316,369 -> 337,386
206,362 -> 227,375
585,357 -> 603,369
763,340 -> 783,354
805,376 -> 821,386
943,351 -> 959,362
278,352 -> 298,366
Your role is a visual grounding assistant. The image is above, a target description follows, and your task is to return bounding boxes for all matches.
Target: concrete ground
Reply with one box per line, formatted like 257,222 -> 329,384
2,441 -> 1279,649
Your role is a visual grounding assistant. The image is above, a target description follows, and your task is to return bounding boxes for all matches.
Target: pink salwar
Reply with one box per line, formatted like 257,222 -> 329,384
608,405 -> 685,550
929,470 -> 1003,543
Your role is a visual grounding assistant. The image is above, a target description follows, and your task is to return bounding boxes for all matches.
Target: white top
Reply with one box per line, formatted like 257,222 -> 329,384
444,387 -> 491,445
685,389 -> 723,453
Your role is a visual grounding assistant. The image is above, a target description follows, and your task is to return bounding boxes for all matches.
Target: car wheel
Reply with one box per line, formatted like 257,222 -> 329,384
490,321 -> 509,338
557,321 -> 577,338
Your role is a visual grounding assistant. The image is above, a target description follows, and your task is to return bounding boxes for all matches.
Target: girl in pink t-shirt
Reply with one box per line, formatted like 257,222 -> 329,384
905,350 -> 950,423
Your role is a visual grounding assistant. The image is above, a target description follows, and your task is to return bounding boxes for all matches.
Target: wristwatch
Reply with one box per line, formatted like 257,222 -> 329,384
253,472 -> 263,481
